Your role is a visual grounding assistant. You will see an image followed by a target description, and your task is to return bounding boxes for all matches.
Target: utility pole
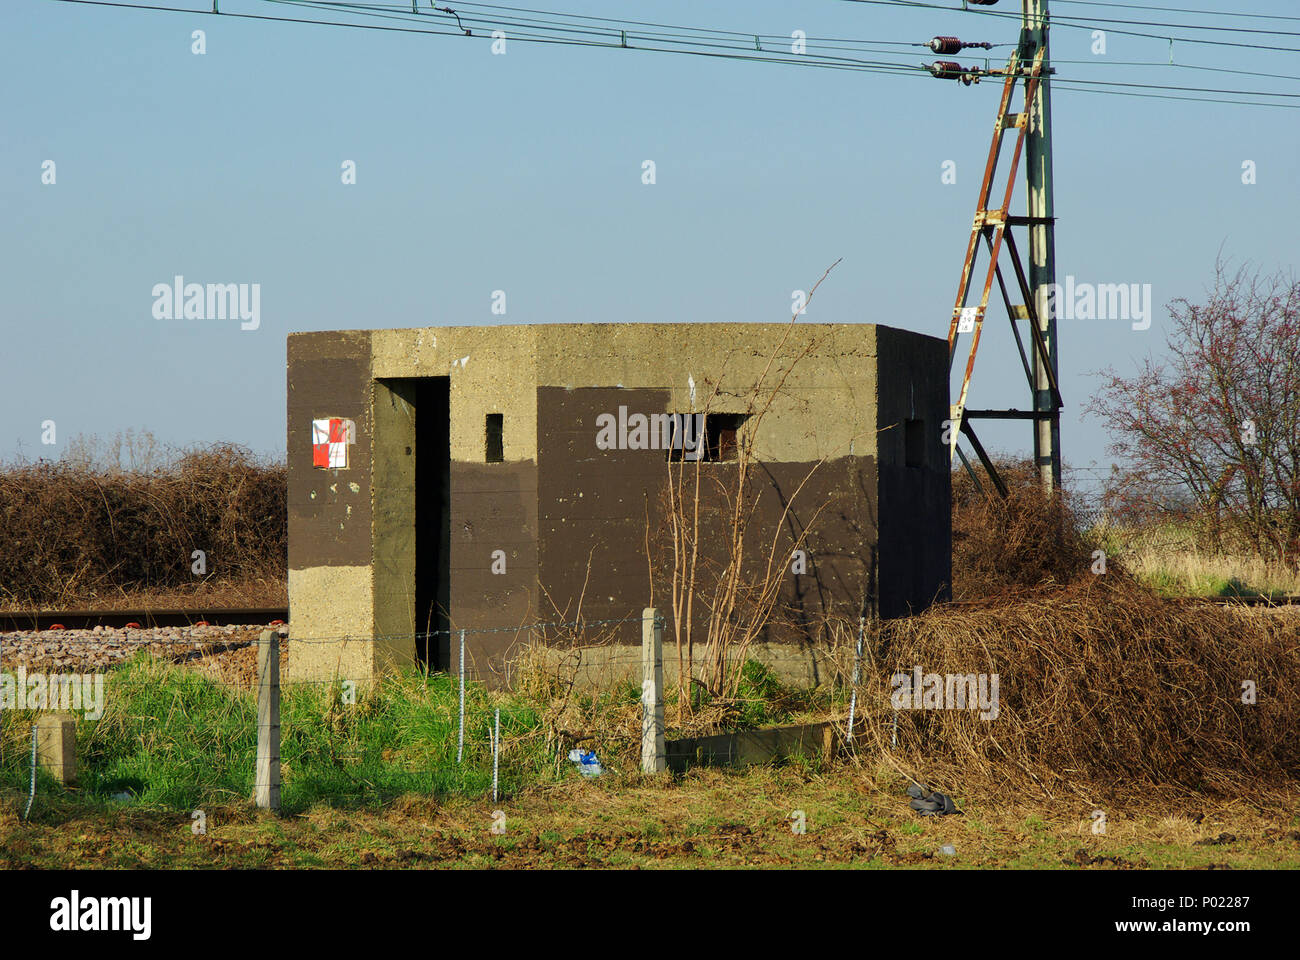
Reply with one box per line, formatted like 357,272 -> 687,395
941,0 -> 1063,499
1024,0 -> 1061,492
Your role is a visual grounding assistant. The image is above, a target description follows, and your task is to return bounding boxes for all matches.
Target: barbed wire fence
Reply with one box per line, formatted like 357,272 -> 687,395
6,567 -> 1286,818
1,609 -> 884,817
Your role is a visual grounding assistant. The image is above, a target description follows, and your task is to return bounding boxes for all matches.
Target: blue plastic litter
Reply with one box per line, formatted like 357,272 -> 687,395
567,749 -> 603,777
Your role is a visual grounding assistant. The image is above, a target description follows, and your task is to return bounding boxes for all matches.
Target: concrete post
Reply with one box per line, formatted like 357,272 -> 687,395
36,714 -> 77,784
1025,0 -> 1061,492
641,607 -> 666,774
255,629 -> 281,810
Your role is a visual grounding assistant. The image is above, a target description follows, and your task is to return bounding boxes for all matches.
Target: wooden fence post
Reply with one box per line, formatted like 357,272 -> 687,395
641,607 -> 666,774
255,628 -> 281,810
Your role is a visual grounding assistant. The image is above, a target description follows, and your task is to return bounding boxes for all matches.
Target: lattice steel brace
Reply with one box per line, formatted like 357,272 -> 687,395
946,42 -> 1062,493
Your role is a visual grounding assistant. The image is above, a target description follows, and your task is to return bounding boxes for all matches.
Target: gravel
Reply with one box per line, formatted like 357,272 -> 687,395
0,623 -> 282,672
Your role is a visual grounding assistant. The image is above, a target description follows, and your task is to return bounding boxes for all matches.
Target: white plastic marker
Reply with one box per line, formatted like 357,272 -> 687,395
847,615 -> 865,741
457,629 -> 466,763
24,725 -> 37,820
492,708 -> 501,802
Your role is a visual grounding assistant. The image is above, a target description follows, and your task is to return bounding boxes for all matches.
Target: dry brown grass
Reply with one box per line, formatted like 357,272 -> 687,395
1100,519 -> 1300,598
7,759 -> 1298,869
511,636 -> 747,773
850,576 -> 1300,801
0,579 -> 287,613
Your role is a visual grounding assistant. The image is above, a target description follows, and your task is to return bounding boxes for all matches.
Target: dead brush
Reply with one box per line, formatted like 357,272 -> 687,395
513,641 -> 643,773
511,639 -> 813,774
510,604 -> 645,773
0,441 -> 285,607
952,459 -> 1106,599
849,576 -> 1300,800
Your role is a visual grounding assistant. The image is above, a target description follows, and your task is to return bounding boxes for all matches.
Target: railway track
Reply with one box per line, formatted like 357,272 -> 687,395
0,592 -> 1293,634
0,607 -> 287,632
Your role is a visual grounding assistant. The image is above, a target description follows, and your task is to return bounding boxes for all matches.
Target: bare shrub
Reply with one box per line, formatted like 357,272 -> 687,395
0,440 -> 285,606
1087,261 -> 1300,567
653,261 -> 845,716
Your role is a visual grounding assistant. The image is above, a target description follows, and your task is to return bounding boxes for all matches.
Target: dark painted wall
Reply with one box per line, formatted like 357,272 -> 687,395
534,387 -> 881,651
449,459 -> 539,681
874,326 -> 952,617
287,331 -> 372,571
535,387 -> 665,647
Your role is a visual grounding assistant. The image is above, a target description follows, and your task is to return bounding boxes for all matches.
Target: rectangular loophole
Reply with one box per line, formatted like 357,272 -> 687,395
706,413 -> 749,462
485,413 -> 504,463
665,413 -> 703,462
905,418 -> 925,469
663,412 -> 749,462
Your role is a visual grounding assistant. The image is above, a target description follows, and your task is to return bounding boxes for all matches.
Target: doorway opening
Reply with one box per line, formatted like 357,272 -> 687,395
413,377 -> 450,671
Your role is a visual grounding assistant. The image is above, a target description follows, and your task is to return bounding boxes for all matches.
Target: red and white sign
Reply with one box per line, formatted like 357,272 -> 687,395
312,417 -> 355,469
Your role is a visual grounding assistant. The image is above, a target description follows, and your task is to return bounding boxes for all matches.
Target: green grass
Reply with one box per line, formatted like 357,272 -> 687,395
671,658 -> 836,732
0,654 -> 837,822
1,653 -> 551,816
1084,518 -> 1300,600
4,639 -> 1298,869
1143,569 -> 1294,601
735,660 -> 786,726
5,732 -> 1300,869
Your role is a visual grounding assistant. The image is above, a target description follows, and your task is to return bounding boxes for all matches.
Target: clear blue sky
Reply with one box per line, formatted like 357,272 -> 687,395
4,0 -> 1298,488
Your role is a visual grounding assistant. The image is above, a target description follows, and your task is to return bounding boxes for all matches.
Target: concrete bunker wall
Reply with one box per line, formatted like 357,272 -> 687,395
287,322 -> 950,686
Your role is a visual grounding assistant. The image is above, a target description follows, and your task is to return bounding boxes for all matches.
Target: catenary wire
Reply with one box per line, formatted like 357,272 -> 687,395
39,0 -> 1300,106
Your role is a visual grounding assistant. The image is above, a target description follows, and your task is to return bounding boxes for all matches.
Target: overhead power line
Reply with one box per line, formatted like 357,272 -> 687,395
274,0 -> 1300,103
1050,82 -> 1298,107
267,0 -> 1300,99
38,0 -> 1300,107
42,0 -> 934,77
1052,1 -> 1300,23
833,0 -> 1300,53
326,0 -> 942,46
1043,1 -> 1300,34
1049,57 -> 1300,84
271,0 -> 998,66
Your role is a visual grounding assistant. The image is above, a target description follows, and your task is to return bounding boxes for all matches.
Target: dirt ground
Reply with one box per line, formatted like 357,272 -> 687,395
4,597 -> 1298,870
4,764 -> 1299,870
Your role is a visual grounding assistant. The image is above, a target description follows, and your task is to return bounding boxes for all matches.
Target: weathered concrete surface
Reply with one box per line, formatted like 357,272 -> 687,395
371,378 -> 417,647
286,565 -> 377,682
665,721 -> 836,773
287,323 -> 950,685
287,331 -> 372,569
371,326 -> 539,461
36,714 -> 77,783
287,331 -> 382,682
491,640 -> 838,693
